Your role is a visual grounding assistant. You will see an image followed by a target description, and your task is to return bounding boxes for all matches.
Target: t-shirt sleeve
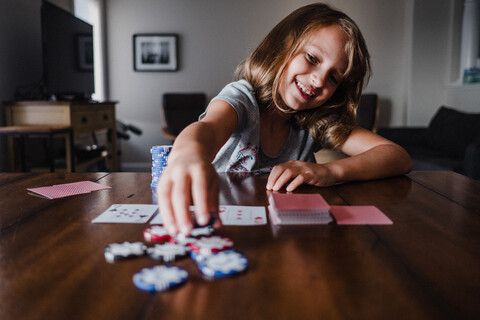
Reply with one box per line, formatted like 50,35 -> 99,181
200,80 -> 257,133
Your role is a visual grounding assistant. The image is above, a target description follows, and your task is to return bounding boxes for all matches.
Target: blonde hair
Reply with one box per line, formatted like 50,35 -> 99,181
234,3 -> 371,148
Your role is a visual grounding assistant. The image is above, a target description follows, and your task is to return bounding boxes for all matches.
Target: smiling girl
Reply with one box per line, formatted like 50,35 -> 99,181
157,3 -> 411,235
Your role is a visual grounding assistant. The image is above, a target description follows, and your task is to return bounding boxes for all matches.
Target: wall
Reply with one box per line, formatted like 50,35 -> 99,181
106,0 -> 411,170
1,1 -> 478,172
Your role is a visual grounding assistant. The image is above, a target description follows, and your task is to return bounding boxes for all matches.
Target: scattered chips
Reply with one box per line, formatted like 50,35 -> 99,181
133,265 -> 188,292
143,225 -> 171,242
196,250 -> 248,278
104,241 -> 147,263
147,243 -> 188,262
104,197 -> 248,292
189,236 -> 234,255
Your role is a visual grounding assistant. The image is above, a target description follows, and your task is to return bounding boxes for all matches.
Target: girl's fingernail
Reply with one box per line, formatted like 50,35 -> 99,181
198,215 -> 208,225
167,225 -> 177,235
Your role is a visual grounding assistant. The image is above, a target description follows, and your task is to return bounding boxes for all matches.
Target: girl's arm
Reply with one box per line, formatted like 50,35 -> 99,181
157,100 -> 237,235
267,127 -> 412,191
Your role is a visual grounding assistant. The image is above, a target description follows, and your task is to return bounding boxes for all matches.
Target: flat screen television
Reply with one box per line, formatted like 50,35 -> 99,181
41,1 -> 94,100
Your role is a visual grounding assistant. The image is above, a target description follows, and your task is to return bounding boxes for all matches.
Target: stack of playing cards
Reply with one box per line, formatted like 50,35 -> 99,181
268,193 -> 333,225
151,145 -> 172,189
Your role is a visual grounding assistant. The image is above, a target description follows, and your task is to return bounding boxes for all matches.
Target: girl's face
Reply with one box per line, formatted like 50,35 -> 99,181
279,25 -> 348,112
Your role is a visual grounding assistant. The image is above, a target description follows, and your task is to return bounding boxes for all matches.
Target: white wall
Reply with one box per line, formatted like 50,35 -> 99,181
106,0 -> 412,170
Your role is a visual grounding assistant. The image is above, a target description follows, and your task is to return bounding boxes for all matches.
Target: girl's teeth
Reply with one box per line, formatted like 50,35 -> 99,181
296,81 -> 313,96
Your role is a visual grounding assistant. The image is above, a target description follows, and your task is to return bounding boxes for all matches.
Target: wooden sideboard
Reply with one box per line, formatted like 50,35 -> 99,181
3,100 -> 118,172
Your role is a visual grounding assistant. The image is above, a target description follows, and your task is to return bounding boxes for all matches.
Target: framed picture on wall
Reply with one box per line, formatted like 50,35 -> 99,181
133,34 -> 179,72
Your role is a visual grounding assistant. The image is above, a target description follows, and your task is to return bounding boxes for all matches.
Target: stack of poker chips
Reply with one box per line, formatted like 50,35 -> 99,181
150,145 -> 172,189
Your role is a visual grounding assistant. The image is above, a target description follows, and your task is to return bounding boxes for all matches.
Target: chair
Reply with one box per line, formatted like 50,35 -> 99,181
315,93 -> 379,164
0,125 -> 73,172
161,93 -> 207,142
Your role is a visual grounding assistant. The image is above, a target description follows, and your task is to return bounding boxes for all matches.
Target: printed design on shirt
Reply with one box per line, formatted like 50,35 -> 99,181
227,144 -> 258,172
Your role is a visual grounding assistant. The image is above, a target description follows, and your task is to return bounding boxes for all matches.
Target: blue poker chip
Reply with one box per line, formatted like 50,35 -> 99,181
196,250 -> 248,278
190,250 -> 208,263
133,265 -> 188,292
150,145 -> 172,153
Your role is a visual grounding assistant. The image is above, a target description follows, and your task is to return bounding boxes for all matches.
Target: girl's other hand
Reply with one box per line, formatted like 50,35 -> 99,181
266,160 -> 337,191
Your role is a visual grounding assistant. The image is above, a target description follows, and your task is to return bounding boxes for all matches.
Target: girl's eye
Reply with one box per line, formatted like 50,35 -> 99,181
306,53 -> 317,64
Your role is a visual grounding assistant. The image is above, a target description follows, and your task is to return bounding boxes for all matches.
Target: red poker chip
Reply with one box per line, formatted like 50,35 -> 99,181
188,236 -> 233,254
143,226 -> 171,242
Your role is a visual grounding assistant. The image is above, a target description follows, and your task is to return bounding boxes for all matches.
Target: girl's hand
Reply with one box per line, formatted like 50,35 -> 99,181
266,160 -> 337,191
156,154 -> 220,236
156,100 -> 238,236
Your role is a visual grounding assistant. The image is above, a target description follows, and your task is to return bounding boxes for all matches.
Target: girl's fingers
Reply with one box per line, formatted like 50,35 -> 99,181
286,175 -> 305,192
157,180 -> 177,235
191,168 -> 214,226
171,174 -> 194,235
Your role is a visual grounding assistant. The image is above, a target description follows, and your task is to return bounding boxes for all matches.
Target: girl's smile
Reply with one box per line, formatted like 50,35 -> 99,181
280,25 -> 348,111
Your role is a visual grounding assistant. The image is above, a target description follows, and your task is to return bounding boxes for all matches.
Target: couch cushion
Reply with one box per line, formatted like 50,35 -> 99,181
427,106 -> 480,158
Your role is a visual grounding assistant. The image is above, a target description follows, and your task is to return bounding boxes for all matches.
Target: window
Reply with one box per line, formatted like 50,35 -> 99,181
74,0 -> 107,101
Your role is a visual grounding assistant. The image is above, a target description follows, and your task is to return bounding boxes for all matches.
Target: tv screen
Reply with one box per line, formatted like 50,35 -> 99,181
41,1 -> 94,100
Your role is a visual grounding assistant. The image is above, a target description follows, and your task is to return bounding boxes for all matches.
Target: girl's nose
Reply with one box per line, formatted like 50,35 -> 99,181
311,69 -> 326,88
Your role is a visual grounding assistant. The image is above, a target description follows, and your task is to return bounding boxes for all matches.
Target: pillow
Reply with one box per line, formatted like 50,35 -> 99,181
427,106 -> 480,157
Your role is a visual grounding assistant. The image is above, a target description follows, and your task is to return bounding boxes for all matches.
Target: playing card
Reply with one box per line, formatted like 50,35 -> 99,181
219,205 -> 267,225
92,204 -> 158,223
149,205 -> 267,226
329,205 -> 393,225
28,181 -> 111,199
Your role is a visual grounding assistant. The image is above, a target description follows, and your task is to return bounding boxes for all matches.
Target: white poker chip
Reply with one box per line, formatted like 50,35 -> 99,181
147,243 -> 188,262
169,226 -> 214,247
133,265 -> 188,292
104,241 -> 147,263
190,226 -> 214,237
170,233 -> 197,247
189,236 -> 233,255
197,250 -> 248,278
143,226 -> 171,242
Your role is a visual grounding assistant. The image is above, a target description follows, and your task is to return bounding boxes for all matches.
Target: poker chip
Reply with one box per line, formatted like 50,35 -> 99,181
192,215 -> 217,228
190,226 -> 214,237
143,226 -> 171,242
147,243 -> 188,262
196,250 -> 248,278
189,236 -> 233,255
133,265 -> 188,292
169,226 -> 214,246
104,241 -> 147,263
150,145 -> 173,189
170,233 -> 198,247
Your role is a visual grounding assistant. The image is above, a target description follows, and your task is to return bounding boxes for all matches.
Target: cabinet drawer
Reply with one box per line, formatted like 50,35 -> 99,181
71,110 -> 98,134
71,108 -> 115,134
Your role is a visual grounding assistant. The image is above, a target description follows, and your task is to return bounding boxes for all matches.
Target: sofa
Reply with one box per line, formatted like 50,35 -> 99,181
377,106 -> 480,180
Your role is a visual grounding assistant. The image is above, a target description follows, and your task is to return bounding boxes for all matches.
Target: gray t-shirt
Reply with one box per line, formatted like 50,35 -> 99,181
202,80 -> 321,173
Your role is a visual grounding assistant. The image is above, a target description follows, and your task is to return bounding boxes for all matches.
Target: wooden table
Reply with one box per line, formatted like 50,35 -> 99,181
3,100 -> 118,172
0,171 -> 479,320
